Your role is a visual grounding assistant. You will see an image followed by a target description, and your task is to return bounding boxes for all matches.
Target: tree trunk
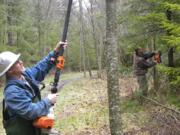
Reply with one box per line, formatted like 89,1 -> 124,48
7,11 -> 13,46
37,0 -> 43,56
89,0 -> 102,78
106,0 -> 123,134
168,48 -> 174,67
151,36 -> 159,91
7,0 -> 14,46
166,9 -> 174,67
84,41 -> 92,78
16,31 -> 19,47
1,0 -> 7,46
78,0 -> 87,77
43,0 -> 52,56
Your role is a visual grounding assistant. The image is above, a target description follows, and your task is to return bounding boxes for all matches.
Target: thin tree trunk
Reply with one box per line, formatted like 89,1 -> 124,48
36,0 -> 42,56
7,0 -> 14,46
166,9 -> 174,67
89,0 -> 101,78
106,0 -> 123,134
84,41 -> 92,78
83,30 -> 92,77
78,0 -> 86,77
43,0 -> 52,55
2,0 -> 7,46
168,48 -> 174,67
80,41 -> 82,72
151,36 -> 159,91
16,31 -> 19,47
98,35 -> 103,74
7,13 -> 13,45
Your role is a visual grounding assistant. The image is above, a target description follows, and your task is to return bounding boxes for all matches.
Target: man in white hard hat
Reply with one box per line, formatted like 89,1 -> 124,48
0,41 -> 67,135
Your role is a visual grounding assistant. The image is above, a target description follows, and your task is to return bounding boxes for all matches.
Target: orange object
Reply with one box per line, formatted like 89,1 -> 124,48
56,56 -> 65,69
33,116 -> 54,129
154,52 -> 161,63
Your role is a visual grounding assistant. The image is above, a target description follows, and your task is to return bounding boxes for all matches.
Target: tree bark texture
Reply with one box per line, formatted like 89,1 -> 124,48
106,0 -> 123,135
151,36 -> 159,91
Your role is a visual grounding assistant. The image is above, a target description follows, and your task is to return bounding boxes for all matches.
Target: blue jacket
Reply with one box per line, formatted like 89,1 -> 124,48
4,51 -> 55,120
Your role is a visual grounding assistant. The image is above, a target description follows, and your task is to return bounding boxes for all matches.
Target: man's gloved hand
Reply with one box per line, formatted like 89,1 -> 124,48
54,41 -> 68,53
47,93 -> 58,104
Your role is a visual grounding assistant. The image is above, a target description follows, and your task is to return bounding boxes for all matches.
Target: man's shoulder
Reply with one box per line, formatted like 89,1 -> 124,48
135,55 -> 144,61
5,80 -> 25,92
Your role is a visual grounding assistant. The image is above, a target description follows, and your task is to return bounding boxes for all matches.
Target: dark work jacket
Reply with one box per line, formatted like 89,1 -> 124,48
133,52 -> 156,75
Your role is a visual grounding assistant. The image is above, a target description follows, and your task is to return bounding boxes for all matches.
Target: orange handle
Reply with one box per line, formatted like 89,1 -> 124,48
56,56 -> 65,69
33,116 -> 54,129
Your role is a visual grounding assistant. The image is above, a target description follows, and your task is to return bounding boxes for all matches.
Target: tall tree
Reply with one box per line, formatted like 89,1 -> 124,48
88,0 -> 102,78
166,9 -> 174,67
6,0 -> 15,45
35,0 -> 42,55
106,0 -> 122,134
0,0 -> 6,46
78,0 -> 87,77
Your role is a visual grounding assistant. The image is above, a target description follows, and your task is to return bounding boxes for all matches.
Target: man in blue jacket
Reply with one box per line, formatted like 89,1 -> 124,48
0,41 -> 66,135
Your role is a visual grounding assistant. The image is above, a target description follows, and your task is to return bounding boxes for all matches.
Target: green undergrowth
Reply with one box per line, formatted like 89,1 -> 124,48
147,92 -> 180,110
121,98 -> 150,133
54,79 -> 109,134
118,65 -> 133,76
54,77 -> 151,135
121,98 -> 144,113
166,93 -> 180,109
55,104 -> 108,133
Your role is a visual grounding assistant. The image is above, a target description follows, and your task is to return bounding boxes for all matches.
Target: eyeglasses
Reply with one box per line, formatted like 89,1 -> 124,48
14,59 -> 22,65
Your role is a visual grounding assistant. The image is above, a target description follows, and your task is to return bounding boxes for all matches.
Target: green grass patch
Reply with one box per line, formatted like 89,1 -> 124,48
121,99 -> 144,113
166,93 -> 180,109
55,104 -> 108,133
54,78 -> 109,134
118,65 -> 133,76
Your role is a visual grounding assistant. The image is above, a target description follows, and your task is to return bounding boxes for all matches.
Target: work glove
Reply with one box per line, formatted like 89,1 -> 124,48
54,41 -> 68,53
51,41 -> 68,63
47,93 -> 58,104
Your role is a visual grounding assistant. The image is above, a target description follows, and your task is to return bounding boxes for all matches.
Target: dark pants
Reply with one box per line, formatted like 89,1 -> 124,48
137,75 -> 148,104
4,117 -> 48,135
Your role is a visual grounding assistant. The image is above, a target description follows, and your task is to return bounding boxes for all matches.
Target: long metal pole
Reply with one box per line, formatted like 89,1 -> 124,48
51,0 -> 73,93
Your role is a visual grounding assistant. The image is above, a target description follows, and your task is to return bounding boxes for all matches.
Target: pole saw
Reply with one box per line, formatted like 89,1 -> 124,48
33,0 -> 73,130
51,0 -> 73,93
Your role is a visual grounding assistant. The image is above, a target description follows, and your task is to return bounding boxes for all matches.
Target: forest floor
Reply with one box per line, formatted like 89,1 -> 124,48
51,72 -> 180,135
0,71 -> 179,135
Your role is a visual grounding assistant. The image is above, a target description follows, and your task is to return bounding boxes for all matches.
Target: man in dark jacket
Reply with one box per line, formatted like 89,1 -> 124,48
133,48 -> 157,103
0,41 -> 66,135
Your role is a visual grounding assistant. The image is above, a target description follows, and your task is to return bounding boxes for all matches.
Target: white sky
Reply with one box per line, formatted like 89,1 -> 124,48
74,0 -> 90,8
56,0 -> 90,12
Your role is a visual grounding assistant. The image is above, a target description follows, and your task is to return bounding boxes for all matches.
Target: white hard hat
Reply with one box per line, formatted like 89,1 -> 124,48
0,51 -> 21,77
